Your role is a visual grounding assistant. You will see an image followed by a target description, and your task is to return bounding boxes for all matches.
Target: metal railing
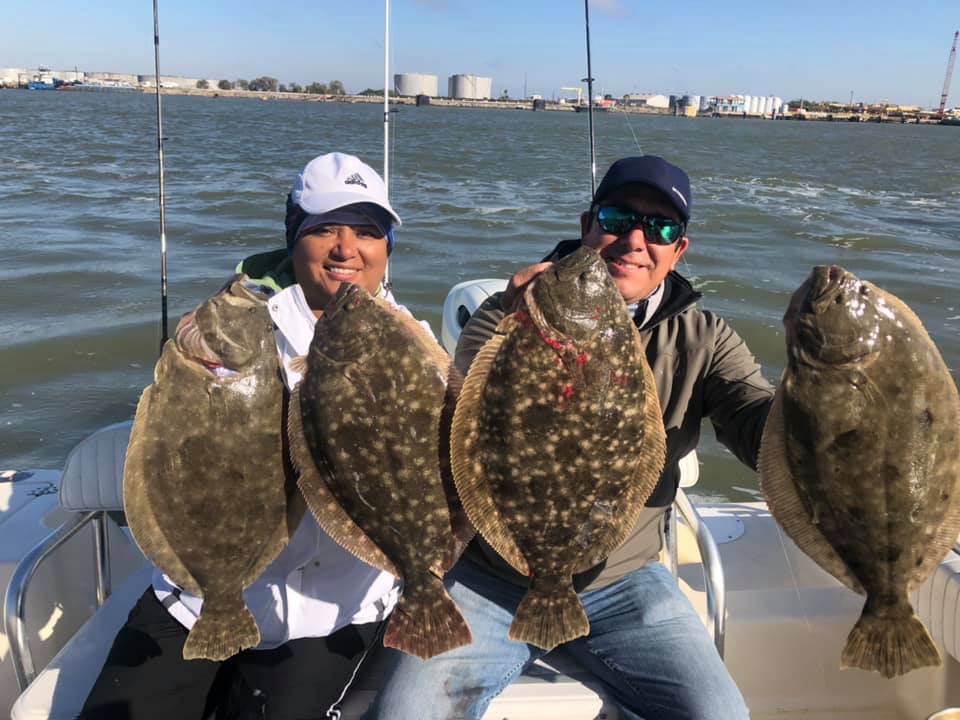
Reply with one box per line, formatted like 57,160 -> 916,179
4,510 -> 114,691
668,489 -> 727,658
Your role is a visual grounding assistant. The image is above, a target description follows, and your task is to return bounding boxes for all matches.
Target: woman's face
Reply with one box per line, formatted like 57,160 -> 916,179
291,223 -> 388,316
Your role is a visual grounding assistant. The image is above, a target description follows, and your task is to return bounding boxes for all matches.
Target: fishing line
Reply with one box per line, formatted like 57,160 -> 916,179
616,105 -> 644,155
770,519 -> 813,632
769,516 -> 833,687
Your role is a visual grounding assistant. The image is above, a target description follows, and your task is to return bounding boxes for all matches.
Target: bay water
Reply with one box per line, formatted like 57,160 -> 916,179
1,90 -> 957,501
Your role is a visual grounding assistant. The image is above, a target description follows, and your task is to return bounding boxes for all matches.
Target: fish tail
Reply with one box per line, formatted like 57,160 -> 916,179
382,574 -> 472,659
841,600 -> 941,678
508,578 -> 588,651
182,598 -> 260,661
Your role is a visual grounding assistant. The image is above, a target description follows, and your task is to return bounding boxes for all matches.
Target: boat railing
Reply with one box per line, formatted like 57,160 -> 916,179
4,511 -> 114,691
3,421 -> 132,691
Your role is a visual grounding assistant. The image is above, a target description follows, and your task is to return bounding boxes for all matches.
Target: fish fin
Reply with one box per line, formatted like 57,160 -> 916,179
841,604 -> 940,678
435,509 -> 477,574
182,596 -> 260,661
450,333 -> 530,576
575,331 -> 666,571
287,385 -> 400,577
758,386 -> 864,594
508,578 -> 589,651
123,384 -> 202,596
911,392 -> 960,588
382,574 -> 473,659
289,355 -> 309,377
374,297 -> 453,377
243,477 -> 306,587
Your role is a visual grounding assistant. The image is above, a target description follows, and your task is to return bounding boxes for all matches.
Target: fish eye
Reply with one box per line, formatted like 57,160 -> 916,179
859,285 -> 870,296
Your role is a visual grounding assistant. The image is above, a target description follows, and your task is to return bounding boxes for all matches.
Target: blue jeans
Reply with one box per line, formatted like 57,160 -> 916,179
364,559 -> 749,720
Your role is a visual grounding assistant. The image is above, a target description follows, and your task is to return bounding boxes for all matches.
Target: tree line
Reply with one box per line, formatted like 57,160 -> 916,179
197,77 -> 347,95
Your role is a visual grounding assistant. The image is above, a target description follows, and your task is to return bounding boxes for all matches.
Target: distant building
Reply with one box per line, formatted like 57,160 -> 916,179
623,93 -> 669,109
395,73 -> 438,97
712,94 -> 785,115
137,74 -> 200,88
447,74 -> 492,100
0,68 -> 24,87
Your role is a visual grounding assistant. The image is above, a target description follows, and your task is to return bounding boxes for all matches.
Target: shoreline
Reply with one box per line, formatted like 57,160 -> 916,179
12,85 -> 954,124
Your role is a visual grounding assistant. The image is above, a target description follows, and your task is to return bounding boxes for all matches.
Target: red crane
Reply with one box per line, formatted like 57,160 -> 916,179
939,31 -> 959,118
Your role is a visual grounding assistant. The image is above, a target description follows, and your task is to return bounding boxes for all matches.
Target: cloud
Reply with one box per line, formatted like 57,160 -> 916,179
591,0 -> 629,17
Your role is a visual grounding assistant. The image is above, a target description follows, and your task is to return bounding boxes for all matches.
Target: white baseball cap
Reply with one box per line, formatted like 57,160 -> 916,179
290,152 -> 401,229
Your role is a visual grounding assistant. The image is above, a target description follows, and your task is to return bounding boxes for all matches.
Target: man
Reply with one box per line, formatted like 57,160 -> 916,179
82,152 -> 417,720
366,155 -> 773,720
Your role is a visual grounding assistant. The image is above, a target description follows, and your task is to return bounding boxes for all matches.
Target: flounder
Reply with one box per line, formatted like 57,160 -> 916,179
124,277 -> 303,661
451,245 -> 666,651
289,283 -> 472,660
760,265 -> 960,678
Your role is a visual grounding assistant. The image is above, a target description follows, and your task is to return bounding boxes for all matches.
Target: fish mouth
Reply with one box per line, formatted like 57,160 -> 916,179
806,265 -> 847,315
324,282 -> 366,316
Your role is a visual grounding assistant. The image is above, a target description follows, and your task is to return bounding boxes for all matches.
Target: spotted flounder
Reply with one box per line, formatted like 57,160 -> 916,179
451,245 -> 666,651
760,265 -> 960,678
124,277 -> 303,661
289,283 -> 472,659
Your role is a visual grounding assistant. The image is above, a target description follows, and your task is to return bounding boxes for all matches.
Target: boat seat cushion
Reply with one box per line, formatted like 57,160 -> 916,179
59,421 -> 131,512
913,549 -> 960,663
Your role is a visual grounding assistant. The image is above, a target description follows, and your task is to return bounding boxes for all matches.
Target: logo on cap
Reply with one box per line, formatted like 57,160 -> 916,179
671,186 -> 688,208
345,173 -> 367,189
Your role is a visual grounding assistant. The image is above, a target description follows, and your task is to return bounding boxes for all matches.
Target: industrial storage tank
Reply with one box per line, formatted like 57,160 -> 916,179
394,73 -> 438,97
680,95 -> 700,117
742,95 -> 752,114
749,95 -> 760,114
447,74 -> 492,99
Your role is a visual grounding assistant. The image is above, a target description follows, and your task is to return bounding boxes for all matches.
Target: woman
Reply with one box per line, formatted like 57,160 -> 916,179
81,152 -> 416,720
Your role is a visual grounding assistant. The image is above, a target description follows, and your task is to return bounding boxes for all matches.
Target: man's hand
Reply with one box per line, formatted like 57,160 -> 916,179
501,262 -> 553,314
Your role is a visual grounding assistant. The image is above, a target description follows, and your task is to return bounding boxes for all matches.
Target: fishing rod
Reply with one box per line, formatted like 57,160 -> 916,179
382,0 -> 391,288
153,0 -> 169,350
582,0 -> 597,198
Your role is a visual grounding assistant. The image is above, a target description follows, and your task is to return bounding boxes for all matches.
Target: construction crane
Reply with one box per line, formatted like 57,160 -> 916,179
561,85 -> 584,106
938,30 -> 958,118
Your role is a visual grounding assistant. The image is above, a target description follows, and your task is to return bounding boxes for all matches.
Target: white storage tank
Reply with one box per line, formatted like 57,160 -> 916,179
749,95 -> 760,114
742,95 -> 752,114
448,74 -> 492,99
394,73 -> 438,97
760,96 -> 772,115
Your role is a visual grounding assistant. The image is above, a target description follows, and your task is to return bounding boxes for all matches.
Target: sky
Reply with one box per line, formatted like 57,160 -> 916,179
2,0 -> 958,107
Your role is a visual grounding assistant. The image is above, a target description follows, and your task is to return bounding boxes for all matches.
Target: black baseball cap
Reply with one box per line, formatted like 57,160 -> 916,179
592,155 -> 691,223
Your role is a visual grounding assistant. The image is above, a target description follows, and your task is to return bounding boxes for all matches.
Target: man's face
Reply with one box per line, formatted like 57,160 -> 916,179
291,224 -> 388,315
580,183 -> 689,305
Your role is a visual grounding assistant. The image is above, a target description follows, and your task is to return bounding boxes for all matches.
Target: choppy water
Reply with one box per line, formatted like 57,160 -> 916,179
1,90 -> 958,501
